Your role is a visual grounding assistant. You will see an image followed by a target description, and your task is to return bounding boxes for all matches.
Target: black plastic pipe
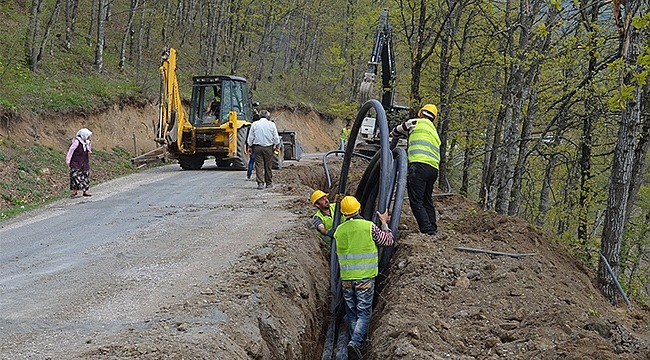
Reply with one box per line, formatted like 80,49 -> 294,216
321,99 -> 406,359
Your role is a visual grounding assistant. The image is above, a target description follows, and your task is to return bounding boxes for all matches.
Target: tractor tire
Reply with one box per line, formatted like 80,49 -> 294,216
230,126 -> 250,170
217,126 -> 250,170
178,155 -> 205,170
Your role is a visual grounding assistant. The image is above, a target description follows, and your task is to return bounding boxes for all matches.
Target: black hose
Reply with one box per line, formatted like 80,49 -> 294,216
322,150 -> 373,190
321,99 -> 406,359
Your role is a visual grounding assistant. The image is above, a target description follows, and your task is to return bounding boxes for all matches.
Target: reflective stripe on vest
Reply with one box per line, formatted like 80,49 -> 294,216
313,203 -> 336,249
407,118 -> 441,169
334,218 -> 378,280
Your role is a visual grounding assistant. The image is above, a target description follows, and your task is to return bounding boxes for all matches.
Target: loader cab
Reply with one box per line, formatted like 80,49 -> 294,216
190,76 -> 254,126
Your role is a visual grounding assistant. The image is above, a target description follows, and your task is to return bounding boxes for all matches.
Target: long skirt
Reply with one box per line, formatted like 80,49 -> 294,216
69,168 -> 90,191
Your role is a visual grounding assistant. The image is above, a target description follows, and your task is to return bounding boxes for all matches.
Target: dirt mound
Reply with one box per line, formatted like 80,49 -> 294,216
368,195 -> 650,359
272,106 -> 343,153
273,158 -> 649,359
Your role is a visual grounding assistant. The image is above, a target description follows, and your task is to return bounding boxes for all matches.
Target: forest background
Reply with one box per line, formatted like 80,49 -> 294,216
0,0 -> 648,306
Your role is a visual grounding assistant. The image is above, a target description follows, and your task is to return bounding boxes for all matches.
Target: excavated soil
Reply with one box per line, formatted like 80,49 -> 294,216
275,162 -> 650,360
1,104 -> 649,359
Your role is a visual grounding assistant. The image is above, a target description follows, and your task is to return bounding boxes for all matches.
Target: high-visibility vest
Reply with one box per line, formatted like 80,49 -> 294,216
334,218 -> 378,280
340,127 -> 351,141
313,203 -> 336,249
407,118 -> 441,169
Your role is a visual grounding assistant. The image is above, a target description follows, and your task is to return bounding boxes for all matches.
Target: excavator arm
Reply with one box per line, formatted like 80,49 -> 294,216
157,47 -> 190,152
359,9 -> 396,111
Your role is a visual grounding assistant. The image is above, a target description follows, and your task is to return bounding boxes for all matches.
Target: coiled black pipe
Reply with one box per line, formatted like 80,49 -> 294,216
320,100 -> 407,359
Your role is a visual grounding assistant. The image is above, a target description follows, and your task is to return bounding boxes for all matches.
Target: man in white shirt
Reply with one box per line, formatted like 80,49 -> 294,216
246,109 -> 281,189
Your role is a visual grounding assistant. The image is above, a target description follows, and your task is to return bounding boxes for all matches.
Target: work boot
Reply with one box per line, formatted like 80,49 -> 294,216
347,343 -> 362,360
257,183 -> 264,190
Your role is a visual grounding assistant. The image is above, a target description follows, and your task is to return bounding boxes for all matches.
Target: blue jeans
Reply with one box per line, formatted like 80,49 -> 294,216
247,152 -> 255,178
339,139 -> 346,152
342,278 -> 375,347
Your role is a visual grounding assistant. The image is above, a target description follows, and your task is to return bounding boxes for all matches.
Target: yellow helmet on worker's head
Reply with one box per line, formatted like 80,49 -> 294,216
310,190 -> 328,206
418,104 -> 438,120
340,196 -> 361,216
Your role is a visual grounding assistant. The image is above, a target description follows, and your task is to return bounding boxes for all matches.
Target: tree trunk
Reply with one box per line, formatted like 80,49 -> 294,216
26,0 -> 44,72
438,20 -> 452,191
479,71 -> 502,209
576,0 -> 601,256
508,83 -> 536,216
536,151 -> 558,227
119,0 -> 139,69
135,0 -> 145,68
42,0 -> 62,58
88,0 -> 96,46
494,80 -> 519,214
460,129 -> 471,196
94,0 -> 107,71
64,0 -> 78,50
625,82 -> 650,223
598,0 -> 643,304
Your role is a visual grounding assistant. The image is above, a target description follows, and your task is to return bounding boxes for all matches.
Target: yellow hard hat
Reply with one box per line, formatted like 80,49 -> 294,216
340,196 -> 361,216
418,104 -> 438,120
310,190 -> 328,206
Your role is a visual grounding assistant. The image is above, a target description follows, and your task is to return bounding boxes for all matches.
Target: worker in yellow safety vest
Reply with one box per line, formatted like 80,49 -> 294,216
333,195 -> 394,359
339,121 -> 352,154
391,103 -> 441,236
310,190 -> 336,252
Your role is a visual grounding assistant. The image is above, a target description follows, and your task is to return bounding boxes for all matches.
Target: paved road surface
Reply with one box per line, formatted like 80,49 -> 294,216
0,160 -> 299,358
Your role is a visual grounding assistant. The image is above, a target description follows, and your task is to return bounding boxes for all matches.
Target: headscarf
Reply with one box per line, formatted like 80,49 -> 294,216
75,128 -> 92,151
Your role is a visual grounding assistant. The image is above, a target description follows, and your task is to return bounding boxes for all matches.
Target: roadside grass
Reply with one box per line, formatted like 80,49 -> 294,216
0,138 -> 137,221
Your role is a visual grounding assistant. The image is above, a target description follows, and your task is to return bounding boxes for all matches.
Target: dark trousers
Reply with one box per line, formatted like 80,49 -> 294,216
407,162 -> 438,234
253,145 -> 274,185
247,152 -> 255,179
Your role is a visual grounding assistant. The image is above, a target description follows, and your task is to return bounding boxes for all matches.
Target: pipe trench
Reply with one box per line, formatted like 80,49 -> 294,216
321,100 -> 407,359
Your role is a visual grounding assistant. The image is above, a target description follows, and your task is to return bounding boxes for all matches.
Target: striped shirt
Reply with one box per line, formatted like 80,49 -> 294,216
391,118 -> 419,137
345,215 -> 394,247
371,222 -> 394,247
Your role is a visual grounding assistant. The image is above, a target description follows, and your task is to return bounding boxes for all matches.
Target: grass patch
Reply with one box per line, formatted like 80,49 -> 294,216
0,138 -> 137,221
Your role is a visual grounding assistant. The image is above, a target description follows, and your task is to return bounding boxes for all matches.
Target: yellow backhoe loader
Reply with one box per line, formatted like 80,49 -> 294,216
154,47 -> 281,170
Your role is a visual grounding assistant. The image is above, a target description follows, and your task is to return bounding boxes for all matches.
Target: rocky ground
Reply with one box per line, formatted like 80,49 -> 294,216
1,105 -> 649,359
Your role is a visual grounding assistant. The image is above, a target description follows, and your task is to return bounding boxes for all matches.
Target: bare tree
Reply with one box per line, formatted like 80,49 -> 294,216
395,0 -> 443,108
120,0 -> 140,69
26,0 -> 45,72
94,0 -> 107,71
25,0 -> 61,71
88,0 -> 96,46
64,0 -> 79,50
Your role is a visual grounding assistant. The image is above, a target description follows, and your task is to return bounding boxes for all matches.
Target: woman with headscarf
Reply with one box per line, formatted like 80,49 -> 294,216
65,128 -> 93,197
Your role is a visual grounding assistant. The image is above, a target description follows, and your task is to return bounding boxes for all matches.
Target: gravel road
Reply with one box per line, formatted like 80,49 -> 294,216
0,160 -> 300,359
